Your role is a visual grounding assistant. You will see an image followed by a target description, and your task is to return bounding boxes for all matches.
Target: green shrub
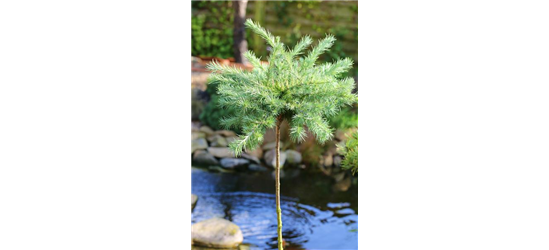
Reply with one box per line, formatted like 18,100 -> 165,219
338,131 -> 358,174
199,81 -> 240,133
191,1 -> 234,58
329,105 -> 358,130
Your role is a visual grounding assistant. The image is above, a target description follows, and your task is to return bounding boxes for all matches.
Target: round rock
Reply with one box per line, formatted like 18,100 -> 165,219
191,194 -> 198,210
207,147 -> 235,158
220,158 -> 249,169
285,149 -> 302,165
193,150 -> 219,166
191,218 -> 243,248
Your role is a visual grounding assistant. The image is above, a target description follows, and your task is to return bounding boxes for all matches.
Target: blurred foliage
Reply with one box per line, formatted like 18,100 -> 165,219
254,1 -> 358,78
191,0 -> 358,78
329,105 -> 358,130
191,1 -> 234,58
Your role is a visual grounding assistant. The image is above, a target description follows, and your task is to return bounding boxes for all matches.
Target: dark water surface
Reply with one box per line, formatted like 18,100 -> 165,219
191,167 -> 358,250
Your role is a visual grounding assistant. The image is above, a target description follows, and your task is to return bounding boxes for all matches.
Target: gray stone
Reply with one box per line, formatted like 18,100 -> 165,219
335,129 -> 349,141
220,158 -> 249,169
324,153 -> 334,167
285,150 -> 302,165
333,176 -> 352,192
327,145 -> 339,155
191,218 -> 243,248
191,122 -> 201,132
191,56 -> 202,66
262,142 -> 277,150
240,152 -> 260,164
333,155 -> 342,167
199,126 -> 215,136
192,194 -> 198,210
245,147 -> 263,159
225,136 -> 238,144
262,128 -> 277,145
208,135 -> 228,147
248,164 -> 268,172
193,150 -> 219,166
207,147 -> 235,158
215,130 -> 236,137
192,138 -> 208,153
264,149 -> 286,168
192,132 -> 206,140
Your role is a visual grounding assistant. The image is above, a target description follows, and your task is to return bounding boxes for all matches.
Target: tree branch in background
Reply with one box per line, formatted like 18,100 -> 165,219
233,0 -> 249,65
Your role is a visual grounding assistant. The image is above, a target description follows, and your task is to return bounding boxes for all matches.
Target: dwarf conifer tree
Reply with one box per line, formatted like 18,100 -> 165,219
206,19 -> 357,250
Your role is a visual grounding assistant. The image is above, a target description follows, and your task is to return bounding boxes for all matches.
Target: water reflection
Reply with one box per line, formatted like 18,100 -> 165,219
192,167 -> 358,250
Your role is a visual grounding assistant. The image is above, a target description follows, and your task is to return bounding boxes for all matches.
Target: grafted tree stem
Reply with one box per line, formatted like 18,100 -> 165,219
275,115 -> 284,250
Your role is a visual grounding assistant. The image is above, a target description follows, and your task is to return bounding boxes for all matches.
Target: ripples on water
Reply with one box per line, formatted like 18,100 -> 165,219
192,167 -> 358,250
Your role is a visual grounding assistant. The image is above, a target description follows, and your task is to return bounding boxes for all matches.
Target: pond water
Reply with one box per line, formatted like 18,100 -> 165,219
191,167 -> 358,250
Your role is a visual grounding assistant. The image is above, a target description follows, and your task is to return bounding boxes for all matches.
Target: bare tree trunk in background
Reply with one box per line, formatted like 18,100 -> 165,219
233,0 -> 249,65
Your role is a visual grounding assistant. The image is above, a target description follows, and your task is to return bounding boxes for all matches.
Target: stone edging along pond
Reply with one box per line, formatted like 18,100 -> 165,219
191,122 -> 357,192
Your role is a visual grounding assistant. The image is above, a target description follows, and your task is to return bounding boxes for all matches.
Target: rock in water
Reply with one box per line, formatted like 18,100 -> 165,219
207,147 -> 235,158
333,176 -> 352,192
191,218 -> 243,248
192,138 -> 208,154
285,150 -> 302,165
335,208 -> 355,215
219,158 -> 249,169
193,150 -> 219,166
191,194 -> 198,210
264,149 -> 286,168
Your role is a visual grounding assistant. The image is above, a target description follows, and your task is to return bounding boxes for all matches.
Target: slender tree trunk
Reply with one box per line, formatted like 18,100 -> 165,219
233,0 -> 249,65
275,116 -> 284,250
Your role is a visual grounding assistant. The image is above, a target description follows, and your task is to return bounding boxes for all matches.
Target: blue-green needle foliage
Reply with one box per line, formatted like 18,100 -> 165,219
338,131 -> 358,175
207,19 -> 358,156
